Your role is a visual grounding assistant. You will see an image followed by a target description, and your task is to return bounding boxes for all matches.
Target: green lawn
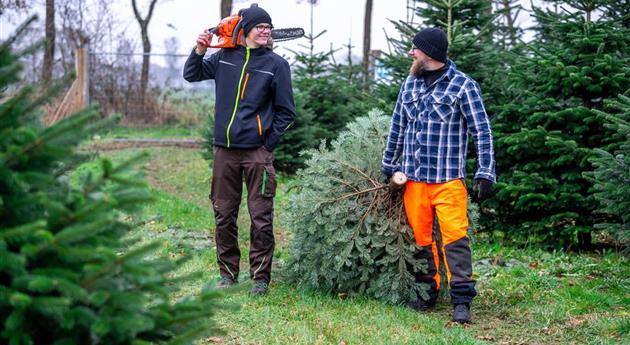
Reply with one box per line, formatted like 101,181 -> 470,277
78,138 -> 629,345
100,126 -> 202,139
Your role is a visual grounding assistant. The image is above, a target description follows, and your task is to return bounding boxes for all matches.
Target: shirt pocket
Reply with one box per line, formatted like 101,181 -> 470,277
428,94 -> 457,123
401,90 -> 420,122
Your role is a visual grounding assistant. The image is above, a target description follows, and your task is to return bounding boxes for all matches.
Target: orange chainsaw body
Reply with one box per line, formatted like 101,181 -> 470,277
209,14 -> 243,49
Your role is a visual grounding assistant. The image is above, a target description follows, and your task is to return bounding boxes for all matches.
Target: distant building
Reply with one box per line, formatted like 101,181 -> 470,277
370,49 -> 392,82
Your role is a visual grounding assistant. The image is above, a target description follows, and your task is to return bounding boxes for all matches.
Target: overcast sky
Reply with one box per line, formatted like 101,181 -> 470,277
0,0 -> 535,65
153,0 -> 411,58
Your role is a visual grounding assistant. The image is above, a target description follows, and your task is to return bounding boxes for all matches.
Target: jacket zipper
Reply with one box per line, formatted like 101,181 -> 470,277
226,47 -> 250,147
256,114 -> 263,137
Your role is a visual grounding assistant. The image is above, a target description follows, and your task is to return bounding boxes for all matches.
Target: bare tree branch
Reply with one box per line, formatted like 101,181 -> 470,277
131,0 -> 159,108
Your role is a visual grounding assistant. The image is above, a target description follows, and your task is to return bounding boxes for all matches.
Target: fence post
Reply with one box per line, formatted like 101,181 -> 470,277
44,47 -> 89,125
77,47 -> 89,107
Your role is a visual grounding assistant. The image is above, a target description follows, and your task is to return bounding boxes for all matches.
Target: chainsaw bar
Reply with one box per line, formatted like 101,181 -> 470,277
271,28 -> 305,42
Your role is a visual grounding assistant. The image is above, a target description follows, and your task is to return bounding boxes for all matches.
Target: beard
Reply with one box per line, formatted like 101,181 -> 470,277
409,58 -> 425,78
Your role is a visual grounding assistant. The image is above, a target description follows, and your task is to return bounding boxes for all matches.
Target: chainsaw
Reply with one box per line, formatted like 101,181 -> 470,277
208,4 -> 304,49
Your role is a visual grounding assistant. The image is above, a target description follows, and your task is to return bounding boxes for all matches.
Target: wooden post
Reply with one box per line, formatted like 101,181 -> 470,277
77,47 -> 89,108
45,47 -> 89,125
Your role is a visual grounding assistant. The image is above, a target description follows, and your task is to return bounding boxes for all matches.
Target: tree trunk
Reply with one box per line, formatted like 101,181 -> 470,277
481,0 -> 493,43
362,0 -> 373,87
42,0 -> 55,86
501,0 -> 517,47
220,0 -> 233,18
131,0 -> 158,112
577,231 -> 592,251
140,24 -> 150,99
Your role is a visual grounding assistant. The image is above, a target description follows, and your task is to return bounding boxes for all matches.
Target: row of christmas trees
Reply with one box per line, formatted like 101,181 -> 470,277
0,17 -> 229,344
262,0 -> 629,249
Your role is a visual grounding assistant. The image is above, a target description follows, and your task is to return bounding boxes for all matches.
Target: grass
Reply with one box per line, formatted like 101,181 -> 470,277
99,126 -> 202,140
77,131 -> 629,345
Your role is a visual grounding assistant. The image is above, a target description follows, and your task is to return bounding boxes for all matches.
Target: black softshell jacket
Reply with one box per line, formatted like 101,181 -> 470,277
183,46 -> 295,150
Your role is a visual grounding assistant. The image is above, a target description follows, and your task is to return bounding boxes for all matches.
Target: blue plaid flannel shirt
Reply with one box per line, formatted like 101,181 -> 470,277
382,60 -> 496,183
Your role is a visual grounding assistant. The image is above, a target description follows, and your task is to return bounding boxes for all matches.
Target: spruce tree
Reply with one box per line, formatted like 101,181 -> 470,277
487,1 -> 630,247
1,18 -> 228,344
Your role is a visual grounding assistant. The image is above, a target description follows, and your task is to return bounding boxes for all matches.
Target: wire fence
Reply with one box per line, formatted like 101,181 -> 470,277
84,50 -> 217,126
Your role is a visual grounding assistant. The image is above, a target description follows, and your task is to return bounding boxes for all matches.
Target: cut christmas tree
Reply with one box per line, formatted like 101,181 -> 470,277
286,110 -> 479,304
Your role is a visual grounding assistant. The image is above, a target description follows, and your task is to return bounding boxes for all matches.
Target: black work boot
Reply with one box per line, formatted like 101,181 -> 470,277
452,303 -> 471,323
216,276 -> 236,289
405,298 -> 436,312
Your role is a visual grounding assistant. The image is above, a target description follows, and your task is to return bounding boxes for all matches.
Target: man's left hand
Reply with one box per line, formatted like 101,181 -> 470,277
473,178 -> 494,200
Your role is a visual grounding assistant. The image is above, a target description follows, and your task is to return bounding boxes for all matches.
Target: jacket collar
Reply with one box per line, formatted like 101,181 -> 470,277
237,45 -> 271,56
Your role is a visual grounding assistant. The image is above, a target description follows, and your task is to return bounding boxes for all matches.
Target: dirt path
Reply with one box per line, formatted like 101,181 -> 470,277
87,138 -> 202,151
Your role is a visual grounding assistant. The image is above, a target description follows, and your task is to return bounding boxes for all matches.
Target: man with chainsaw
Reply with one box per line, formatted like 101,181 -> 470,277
183,5 -> 295,295
381,27 -> 496,323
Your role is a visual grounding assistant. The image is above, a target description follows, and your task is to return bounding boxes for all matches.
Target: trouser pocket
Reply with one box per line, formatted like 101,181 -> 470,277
261,165 -> 276,198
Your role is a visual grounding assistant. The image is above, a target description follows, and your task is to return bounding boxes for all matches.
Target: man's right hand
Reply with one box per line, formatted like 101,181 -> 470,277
195,30 -> 213,55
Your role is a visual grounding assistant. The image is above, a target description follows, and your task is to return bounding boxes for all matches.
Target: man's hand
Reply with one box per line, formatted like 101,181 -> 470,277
195,30 -> 213,55
473,178 -> 494,201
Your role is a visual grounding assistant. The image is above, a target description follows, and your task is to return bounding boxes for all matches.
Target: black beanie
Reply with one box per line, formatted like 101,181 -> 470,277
240,5 -> 272,36
412,27 -> 448,63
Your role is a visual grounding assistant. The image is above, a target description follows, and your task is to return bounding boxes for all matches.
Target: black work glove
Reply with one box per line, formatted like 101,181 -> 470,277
379,172 -> 392,185
473,178 -> 494,201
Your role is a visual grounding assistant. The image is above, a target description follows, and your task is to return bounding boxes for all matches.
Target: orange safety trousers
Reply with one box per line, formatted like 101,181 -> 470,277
404,179 -> 477,305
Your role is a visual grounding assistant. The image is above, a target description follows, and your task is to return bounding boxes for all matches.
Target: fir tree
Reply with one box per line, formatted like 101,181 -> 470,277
375,0 -> 505,109
286,110 -> 424,304
286,110 -> 479,303
0,18 -> 229,344
487,1 -> 630,247
415,0 -> 496,79
585,91 -> 630,252
275,34 -> 383,173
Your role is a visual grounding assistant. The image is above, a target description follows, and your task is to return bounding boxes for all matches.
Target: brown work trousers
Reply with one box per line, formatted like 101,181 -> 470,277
210,146 -> 276,284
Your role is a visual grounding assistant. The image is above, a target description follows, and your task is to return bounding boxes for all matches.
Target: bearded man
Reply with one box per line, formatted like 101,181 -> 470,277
381,27 -> 496,323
